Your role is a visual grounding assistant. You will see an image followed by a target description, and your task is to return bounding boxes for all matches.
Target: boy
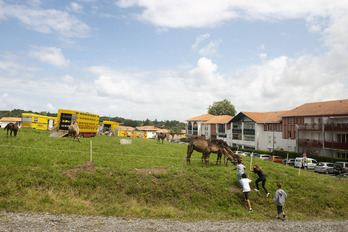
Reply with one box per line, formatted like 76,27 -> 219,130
232,160 -> 245,185
272,183 -> 287,220
240,173 -> 253,212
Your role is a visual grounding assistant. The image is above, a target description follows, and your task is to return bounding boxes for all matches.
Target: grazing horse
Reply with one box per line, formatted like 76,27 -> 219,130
68,121 -> 80,142
157,132 -> 166,144
4,123 -> 19,137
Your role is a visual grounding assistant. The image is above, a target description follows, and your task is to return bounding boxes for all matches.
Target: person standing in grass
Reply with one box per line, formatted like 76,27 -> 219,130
232,160 -> 245,185
240,173 -> 253,212
252,165 -> 270,197
272,183 -> 287,220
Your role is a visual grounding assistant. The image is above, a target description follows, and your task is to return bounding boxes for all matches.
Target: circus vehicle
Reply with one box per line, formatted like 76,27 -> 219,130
21,113 -> 56,130
101,121 -> 120,136
56,109 -> 99,137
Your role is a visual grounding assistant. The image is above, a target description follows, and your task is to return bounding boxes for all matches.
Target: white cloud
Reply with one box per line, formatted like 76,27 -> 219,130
192,33 -> 210,50
29,47 -> 71,68
258,53 -> 267,59
61,75 -> 75,83
67,2 -> 84,13
198,40 -> 222,57
0,1 -> 90,38
46,103 -> 55,112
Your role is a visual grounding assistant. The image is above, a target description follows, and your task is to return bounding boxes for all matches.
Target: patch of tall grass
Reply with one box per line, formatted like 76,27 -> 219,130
0,129 -> 347,221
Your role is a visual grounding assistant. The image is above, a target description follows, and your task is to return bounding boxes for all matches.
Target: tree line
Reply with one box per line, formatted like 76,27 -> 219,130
0,109 -> 185,130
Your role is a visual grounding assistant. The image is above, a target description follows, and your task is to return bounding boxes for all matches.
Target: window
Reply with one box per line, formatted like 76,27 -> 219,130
34,117 -> 38,123
288,131 -> 292,138
337,134 -> 348,143
288,118 -> 292,124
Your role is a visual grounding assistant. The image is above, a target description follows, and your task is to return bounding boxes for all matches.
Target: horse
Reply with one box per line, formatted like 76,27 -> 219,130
68,121 -> 80,142
157,132 -> 166,144
4,123 -> 19,137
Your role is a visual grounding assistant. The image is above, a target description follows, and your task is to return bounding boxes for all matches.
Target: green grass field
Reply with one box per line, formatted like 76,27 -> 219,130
1,129 -> 347,221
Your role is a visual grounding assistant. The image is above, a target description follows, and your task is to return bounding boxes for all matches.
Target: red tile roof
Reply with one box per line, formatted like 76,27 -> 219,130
283,99 -> 348,117
204,115 -> 233,124
136,126 -> 160,131
0,117 -> 22,122
186,114 -> 215,121
242,111 -> 288,123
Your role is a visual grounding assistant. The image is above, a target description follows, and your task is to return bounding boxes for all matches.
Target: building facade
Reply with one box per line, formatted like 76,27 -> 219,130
186,99 -> 348,158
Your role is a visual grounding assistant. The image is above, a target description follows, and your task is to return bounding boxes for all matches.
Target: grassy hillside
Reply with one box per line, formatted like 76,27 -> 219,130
1,129 -> 347,221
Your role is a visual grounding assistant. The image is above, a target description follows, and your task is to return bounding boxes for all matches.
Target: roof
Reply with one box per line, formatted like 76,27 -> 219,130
186,114 -> 215,122
0,117 -> 22,122
203,115 -> 233,124
233,111 -> 288,123
283,99 -> 348,117
136,126 -> 160,131
119,126 -> 134,131
156,129 -> 170,134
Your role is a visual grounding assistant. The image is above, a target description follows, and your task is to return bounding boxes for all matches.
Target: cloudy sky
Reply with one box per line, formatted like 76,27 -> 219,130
1,0 -> 348,121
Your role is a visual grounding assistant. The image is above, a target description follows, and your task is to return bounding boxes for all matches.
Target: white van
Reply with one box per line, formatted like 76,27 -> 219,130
294,157 -> 318,169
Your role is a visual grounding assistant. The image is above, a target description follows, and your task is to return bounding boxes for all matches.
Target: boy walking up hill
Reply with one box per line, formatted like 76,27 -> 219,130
272,183 -> 287,220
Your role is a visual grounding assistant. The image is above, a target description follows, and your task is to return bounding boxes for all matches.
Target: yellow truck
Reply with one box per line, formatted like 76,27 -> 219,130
101,121 -> 120,136
56,109 -> 99,137
22,113 -> 56,130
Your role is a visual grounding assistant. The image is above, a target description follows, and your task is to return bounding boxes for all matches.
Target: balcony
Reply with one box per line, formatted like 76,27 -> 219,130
298,139 -> 323,148
298,124 -> 322,131
244,129 -> 255,135
325,123 -> 348,132
298,139 -> 348,150
324,141 -> 348,150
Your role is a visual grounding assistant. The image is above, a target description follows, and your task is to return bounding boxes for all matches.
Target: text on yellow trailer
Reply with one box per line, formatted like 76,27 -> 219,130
57,109 -> 99,137
22,113 -> 56,130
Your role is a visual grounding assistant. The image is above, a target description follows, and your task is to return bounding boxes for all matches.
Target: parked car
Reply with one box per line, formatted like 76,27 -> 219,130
268,156 -> 284,163
240,152 -> 250,156
281,158 -> 295,166
254,154 -> 271,160
234,151 -> 243,155
314,162 -> 334,174
294,157 -> 318,169
333,162 -> 348,175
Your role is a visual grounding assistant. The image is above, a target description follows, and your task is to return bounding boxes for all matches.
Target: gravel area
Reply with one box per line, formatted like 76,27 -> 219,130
1,211 -> 347,232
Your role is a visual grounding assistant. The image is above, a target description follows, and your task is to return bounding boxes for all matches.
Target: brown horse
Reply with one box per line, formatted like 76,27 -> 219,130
68,121 -> 80,142
4,123 -> 19,137
157,132 -> 166,144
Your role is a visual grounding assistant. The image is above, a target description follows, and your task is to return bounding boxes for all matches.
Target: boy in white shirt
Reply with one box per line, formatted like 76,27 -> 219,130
232,160 -> 245,185
240,173 -> 253,212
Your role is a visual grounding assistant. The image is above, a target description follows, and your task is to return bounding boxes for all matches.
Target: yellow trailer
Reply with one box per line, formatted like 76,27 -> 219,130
56,109 -> 99,137
101,121 -> 120,136
22,113 -> 56,130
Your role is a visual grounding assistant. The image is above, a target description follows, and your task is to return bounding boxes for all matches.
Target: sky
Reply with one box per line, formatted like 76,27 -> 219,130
1,0 -> 348,122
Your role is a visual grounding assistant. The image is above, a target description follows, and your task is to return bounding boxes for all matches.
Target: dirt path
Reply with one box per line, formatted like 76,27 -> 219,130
1,211 -> 347,232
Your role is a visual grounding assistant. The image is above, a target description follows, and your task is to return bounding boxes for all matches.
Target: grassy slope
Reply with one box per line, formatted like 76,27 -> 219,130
0,129 -> 347,221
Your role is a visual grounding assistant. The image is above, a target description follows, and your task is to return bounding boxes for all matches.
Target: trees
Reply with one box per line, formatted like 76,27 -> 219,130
208,99 -> 236,116
169,126 -> 183,139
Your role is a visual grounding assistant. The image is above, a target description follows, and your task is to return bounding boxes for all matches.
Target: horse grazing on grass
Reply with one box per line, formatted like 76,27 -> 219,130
4,123 -> 19,137
68,121 -> 80,142
157,132 -> 166,144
